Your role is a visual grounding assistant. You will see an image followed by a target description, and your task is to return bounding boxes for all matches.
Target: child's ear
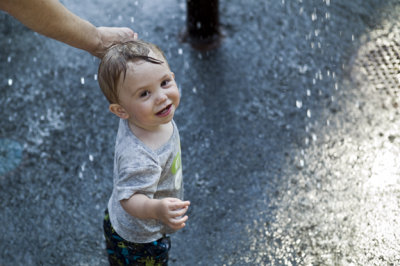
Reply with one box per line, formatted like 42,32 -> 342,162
109,104 -> 129,119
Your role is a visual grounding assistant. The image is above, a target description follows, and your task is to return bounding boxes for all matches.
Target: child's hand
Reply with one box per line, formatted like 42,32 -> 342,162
155,198 -> 190,230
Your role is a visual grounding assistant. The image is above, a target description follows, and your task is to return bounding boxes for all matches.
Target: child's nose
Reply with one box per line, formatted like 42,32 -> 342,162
156,92 -> 168,104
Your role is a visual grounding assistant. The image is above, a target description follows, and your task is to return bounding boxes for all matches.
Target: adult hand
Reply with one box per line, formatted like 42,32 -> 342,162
0,0 -> 138,58
91,26 -> 138,58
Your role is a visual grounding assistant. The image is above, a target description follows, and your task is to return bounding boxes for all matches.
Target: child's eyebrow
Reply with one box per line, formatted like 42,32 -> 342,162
159,73 -> 172,81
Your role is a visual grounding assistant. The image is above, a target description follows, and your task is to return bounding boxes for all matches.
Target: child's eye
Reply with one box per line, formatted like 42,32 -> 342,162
161,79 -> 171,87
140,90 -> 150,97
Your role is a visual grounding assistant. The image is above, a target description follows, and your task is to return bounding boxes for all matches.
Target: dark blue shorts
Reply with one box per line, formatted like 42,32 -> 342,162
103,209 -> 171,266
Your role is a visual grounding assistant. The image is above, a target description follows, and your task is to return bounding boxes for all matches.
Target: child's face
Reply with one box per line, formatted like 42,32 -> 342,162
112,51 -> 180,131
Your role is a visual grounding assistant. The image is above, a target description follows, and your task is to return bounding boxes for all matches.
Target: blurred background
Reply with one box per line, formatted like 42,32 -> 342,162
1,0 -> 399,264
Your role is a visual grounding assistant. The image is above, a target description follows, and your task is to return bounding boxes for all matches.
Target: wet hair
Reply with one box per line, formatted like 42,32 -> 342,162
98,40 -> 168,104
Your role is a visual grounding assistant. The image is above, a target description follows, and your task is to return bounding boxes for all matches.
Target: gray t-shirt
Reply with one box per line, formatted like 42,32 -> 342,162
108,119 -> 183,243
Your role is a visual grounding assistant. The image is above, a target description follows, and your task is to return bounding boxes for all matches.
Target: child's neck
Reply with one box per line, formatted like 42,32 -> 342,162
128,121 -> 173,150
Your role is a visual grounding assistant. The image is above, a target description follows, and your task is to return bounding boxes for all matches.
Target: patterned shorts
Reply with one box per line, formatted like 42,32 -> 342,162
103,210 -> 171,266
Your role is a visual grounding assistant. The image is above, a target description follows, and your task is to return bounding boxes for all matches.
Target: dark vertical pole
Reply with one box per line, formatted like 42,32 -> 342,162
185,0 -> 221,50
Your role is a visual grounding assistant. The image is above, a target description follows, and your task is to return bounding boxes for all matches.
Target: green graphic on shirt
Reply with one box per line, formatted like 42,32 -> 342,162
171,149 -> 181,175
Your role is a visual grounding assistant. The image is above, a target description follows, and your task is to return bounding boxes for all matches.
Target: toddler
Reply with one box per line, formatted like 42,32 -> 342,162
98,40 -> 190,265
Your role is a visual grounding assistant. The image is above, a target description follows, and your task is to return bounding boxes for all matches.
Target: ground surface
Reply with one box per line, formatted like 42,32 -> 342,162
1,0 -> 399,265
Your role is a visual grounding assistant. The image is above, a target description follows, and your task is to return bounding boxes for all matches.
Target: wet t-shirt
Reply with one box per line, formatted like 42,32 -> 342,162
108,119 -> 183,243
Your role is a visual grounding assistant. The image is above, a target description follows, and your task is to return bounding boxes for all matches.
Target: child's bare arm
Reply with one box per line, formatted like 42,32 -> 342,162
120,194 -> 190,230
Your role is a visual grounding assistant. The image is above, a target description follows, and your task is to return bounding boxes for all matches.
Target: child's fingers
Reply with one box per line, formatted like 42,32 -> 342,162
170,200 -> 190,210
166,215 -> 188,230
171,206 -> 189,218
170,215 -> 188,225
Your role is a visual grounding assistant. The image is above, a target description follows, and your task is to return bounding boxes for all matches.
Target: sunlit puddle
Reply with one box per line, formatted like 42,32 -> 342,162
0,138 -> 23,176
359,147 -> 400,259
234,5 -> 400,264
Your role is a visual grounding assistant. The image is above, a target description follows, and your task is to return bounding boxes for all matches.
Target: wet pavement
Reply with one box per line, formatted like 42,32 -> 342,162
1,0 -> 400,265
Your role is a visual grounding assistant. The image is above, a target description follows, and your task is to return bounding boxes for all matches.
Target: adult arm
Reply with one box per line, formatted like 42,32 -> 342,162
121,194 -> 190,230
0,0 -> 137,57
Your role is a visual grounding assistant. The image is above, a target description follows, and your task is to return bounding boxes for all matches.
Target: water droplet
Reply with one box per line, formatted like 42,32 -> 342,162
312,133 -> 317,141
118,15 -> 122,21
196,22 -> 202,29
307,89 -> 311,96
307,109 -> 312,118
134,1 -> 138,6
178,48 -> 183,55
8,79 -> 13,86
81,77 -> 85,85
298,65 -> 308,74
325,12 -> 330,19
89,154 -> 94,161
296,100 -> 303,109
183,62 -> 190,70
94,74 -> 97,81
192,87 -> 197,94
311,10 -> 317,21
131,17 -> 135,23
7,56 -> 11,63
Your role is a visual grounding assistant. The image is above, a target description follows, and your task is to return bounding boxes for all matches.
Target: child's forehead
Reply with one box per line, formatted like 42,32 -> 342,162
126,53 -> 169,71
124,59 -> 169,80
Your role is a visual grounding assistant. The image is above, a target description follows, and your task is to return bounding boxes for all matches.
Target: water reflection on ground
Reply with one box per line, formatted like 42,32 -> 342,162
232,5 -> 400,264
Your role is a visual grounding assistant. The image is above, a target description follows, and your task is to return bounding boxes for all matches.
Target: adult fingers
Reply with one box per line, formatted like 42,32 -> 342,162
118,27 -> 138,41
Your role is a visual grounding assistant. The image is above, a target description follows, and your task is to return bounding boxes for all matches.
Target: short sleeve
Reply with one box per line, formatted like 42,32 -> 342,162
115,164 -> 162,201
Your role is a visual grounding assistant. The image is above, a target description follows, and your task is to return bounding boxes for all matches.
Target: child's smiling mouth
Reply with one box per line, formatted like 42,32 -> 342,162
156,104 -> 172,117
